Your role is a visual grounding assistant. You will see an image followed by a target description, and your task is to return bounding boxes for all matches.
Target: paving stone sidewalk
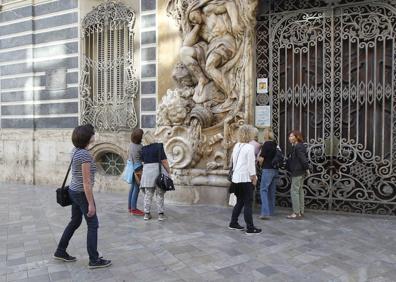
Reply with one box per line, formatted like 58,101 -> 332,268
1,183 -> 396,282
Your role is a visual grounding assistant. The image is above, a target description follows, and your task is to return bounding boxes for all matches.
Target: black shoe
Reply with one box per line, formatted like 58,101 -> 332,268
53,251 -> 76,262
228,223 -> 244,230
89,257 -> 112,269
245,227 -> 262,235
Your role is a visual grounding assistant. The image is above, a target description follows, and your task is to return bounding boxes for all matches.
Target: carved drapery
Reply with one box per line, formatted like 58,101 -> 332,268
155,0 -> 257,177
257,0 -> 396,215
80,1 -> 138,132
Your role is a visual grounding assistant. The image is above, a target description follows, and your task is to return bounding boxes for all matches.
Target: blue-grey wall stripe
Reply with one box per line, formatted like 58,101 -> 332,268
0,0 -> 77,23
1,117 -> 78,129
1,102 -> 78,116
0,57 -> 78,76
0,13 -> 78,37
0,42 -> 78,63
1,87 -> 78,102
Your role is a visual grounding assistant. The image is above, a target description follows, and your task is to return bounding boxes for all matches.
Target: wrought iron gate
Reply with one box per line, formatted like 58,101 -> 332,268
256,0 -> 396,215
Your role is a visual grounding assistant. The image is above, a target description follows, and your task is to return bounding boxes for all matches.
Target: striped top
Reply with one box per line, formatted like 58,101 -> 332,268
69,148 -> 96,192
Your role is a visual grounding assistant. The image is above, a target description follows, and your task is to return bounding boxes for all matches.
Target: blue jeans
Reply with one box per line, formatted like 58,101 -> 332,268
128,181 -> 140,210
56,190 -> 99,262
260,169 -> 279,216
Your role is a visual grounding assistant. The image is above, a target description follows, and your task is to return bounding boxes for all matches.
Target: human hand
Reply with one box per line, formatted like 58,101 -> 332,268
87,204 -> 96,217
251,175 -> 257,186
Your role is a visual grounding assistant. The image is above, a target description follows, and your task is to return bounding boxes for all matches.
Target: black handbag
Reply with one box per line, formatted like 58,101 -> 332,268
56,153 -> 75,207
155,145 -> 175,191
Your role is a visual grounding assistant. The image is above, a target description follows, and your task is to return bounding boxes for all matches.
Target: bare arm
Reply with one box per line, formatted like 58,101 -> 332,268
161,159 -> 171,175
225,1 -> 243,34
82,163 -> 95,217
183,24 -> 201,47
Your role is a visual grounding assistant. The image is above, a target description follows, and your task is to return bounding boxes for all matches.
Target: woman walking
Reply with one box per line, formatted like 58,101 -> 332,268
140,132 -> 171,221
258,127 -> 278,219
127,128 -> 144,216
54,124 -> 111,269
229,125 -> 262,235
286,130 -> 310,219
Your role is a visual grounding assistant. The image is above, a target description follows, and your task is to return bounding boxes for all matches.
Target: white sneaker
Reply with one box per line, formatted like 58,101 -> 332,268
144,213 -> 152,220
158,213 -> 167,221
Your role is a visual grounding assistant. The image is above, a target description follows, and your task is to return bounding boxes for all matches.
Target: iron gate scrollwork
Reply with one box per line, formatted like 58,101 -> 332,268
256,0 -> 396,215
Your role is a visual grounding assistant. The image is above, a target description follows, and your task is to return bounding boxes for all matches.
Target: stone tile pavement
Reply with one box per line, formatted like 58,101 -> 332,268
1,183 -> 396,282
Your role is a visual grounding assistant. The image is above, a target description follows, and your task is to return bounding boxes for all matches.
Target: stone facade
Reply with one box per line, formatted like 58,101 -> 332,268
0,0 -> 259,206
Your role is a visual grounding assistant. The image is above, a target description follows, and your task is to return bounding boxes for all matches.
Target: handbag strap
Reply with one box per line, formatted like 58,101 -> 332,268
232,144 -> 244,172
158,144 -> 162,176
61,150 -> 77,189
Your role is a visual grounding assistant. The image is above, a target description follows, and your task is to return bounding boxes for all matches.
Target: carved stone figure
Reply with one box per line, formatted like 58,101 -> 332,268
179,0 -> 244,110
157,0 -> 257,182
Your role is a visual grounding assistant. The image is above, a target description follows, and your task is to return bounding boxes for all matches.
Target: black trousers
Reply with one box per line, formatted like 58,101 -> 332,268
230,182 -> 254,230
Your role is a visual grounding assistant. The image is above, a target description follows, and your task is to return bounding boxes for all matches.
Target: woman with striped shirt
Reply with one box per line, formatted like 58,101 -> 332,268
54,124 -> 111,269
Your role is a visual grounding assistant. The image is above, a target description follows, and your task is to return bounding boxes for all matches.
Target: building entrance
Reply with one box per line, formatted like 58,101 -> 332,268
256,0 -> 396,215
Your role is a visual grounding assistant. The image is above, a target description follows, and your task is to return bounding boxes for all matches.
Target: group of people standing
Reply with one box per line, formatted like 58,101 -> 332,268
126,128 -> 171,221
228,125 -> 310,235
53,125 -> 171,269
53,123 -> 310,268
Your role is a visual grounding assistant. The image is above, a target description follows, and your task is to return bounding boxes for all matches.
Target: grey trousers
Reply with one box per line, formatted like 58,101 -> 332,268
291,176 -> 304,214
143,187 -> 165,214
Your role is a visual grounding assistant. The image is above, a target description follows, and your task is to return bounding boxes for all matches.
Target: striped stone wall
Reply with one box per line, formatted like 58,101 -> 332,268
140,0 -> 157,128
0,0 -> 79,129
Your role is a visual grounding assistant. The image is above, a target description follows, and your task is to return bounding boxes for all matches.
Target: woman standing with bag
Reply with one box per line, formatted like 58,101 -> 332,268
258,127 -> 279,219
228,125 -> 262,235
286,130 -> 310,220
127,128 -> 144,216
140,132 -> 171,221
54,124 -> 111,269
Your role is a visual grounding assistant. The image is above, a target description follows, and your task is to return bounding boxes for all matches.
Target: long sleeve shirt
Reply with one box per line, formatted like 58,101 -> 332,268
231,143 -> 256,183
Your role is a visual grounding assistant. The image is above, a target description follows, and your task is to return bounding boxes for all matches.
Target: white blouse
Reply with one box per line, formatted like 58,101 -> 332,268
231,143 -> 256,183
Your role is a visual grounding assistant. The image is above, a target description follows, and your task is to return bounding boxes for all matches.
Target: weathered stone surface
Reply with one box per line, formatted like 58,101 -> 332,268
154,0 -> 258,204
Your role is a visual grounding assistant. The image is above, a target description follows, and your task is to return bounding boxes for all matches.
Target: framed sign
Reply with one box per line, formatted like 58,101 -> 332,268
255,106 -> 271,128
257,78 -> 268,94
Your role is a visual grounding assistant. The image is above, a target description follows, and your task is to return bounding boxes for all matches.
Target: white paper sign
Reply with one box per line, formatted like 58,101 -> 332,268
255,106 -> 271,128
257,78 -> 268,94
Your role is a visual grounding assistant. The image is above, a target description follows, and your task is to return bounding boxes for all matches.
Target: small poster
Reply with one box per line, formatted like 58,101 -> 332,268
257,78 -> 268,94
255,106 -> 271,128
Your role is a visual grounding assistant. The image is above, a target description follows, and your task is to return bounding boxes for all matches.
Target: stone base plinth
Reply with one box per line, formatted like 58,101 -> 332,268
165,185 -> 230,206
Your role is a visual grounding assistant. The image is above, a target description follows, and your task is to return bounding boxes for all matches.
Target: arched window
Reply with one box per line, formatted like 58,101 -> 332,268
80,1 -> 138,132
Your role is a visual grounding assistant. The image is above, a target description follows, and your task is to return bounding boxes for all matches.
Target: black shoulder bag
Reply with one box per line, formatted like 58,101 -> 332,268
227,144 -> 244,182
56,152 -> 75,207
155,144 -> 175,191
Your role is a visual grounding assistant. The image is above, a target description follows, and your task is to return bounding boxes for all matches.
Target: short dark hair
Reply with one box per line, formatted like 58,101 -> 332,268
290,130 -> 304,143
131,128 -> 143,144
72,124 -> 95,149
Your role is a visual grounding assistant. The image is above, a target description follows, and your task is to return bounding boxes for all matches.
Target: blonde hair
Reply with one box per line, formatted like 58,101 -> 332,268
237,124 -> 253,143
263,127 -> 275,141
142,131 -> 156,145
250,126 -> 259,141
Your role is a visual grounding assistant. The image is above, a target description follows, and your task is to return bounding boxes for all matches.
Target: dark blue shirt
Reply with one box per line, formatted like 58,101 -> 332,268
142,143 -> 167,164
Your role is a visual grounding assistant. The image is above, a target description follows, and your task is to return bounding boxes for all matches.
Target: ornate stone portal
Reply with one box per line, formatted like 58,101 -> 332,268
156,0 -> 257,204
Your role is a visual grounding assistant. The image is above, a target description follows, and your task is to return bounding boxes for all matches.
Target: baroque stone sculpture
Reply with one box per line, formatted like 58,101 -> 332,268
156,0 -> 257,187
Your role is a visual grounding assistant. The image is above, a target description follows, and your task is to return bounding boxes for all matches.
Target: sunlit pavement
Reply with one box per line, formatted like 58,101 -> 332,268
1,183 -> 396,282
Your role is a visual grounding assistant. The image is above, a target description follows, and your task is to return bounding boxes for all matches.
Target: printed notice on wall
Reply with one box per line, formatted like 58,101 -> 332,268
257,78 -> 268,94
255,106 -> 271,128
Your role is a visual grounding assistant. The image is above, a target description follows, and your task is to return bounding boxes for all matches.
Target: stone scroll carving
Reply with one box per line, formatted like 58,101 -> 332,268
156,0 -> 257,179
